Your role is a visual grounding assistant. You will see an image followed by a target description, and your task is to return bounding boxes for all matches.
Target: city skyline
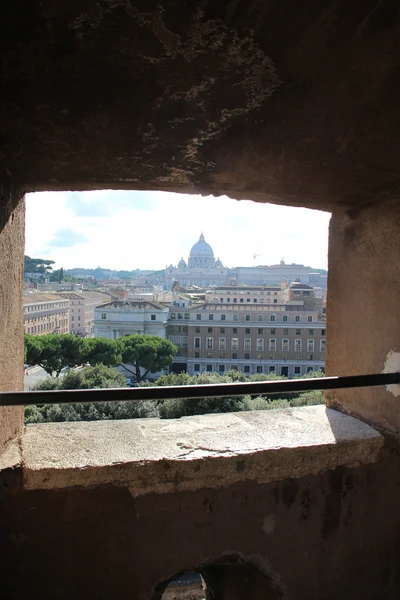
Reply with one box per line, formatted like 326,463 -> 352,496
25,191 -> 331,271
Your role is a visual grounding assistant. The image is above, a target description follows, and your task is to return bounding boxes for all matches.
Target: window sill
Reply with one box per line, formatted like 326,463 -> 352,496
14,406 -> 384,495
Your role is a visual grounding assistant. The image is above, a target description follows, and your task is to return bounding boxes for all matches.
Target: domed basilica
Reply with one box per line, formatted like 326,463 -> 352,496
165,233 -> 229,288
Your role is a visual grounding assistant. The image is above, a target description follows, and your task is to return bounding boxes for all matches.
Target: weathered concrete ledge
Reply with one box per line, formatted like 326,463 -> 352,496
21,406 -> 384,494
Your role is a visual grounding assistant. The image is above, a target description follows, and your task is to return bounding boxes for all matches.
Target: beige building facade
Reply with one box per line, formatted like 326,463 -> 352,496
93,300 -> 169,339
59,291 -> 111,337
169,303 -> 325,377
23,293 -> 69,335
205,284 -> 285,305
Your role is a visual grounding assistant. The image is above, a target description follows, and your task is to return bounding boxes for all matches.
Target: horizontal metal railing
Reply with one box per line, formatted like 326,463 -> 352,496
0,372 -> 399,406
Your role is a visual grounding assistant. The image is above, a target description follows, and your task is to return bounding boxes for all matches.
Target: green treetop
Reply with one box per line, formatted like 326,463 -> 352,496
118,335 -> 177,383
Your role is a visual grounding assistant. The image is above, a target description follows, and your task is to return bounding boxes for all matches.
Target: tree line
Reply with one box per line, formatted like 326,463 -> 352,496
25,343 -> 325,425
24,333 -> 178,381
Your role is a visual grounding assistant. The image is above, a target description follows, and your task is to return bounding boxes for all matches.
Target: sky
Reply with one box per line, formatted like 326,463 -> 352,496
25,191 -> 331,271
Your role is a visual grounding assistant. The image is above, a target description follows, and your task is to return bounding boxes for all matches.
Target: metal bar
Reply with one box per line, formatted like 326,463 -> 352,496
1,372 -> 399,407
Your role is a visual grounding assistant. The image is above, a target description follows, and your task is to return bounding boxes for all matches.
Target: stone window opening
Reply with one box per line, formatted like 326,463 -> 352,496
152,555 -> 281,600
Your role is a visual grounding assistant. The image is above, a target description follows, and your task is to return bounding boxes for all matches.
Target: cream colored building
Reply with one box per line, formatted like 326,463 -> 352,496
93,300 -> 169,339
205,284 -> 285,305
23,293 -> 69,335
59,291 -> 112,337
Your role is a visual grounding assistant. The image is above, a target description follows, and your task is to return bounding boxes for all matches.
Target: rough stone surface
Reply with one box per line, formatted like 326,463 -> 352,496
22,406 -> 383,492
2,448 -> 400,599
326,200 -> 400,434
1,1 -> 400,212
0,177 -> 24,455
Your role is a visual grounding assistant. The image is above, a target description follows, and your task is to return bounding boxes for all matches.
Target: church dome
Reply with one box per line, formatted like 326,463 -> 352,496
178,257 -> 187,268
215,257 -> 223,267
189,233 -> 214,259
188,233 -> 215,269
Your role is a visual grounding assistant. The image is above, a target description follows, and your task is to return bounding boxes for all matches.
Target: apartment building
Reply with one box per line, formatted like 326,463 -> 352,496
59,291 -> 112,337
176,303 -> 326,377
23,294 -> 69,335
93,284 -> 326,377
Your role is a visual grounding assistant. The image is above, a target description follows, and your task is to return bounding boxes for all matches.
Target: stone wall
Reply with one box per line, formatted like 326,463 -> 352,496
326,199 -> 400,434
2,450 -> 400,599
1,2 -> 400,213
0,177 -> 24,454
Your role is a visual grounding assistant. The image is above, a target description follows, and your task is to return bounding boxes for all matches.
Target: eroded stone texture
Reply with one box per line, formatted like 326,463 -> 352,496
21,406 -> 383,492
1,1 -> 400,211
2,450 -> 400,599
326,200 -> 400,434
0,175 -> 24,455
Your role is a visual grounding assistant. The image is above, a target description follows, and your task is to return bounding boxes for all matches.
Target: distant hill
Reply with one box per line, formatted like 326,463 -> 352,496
65,265 -> 326,281
65,267 -> 164,279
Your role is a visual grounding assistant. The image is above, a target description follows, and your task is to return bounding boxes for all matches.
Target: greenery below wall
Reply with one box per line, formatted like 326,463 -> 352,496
25,368 -> 325,424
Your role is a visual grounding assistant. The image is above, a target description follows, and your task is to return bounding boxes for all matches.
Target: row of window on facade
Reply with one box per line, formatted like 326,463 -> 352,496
24,313 -> 67,324
169,336 -> 188,347
216,290 -> 280,295
24,303 -> 67,312
194,337 -> 326,352
25,321 -> 67,334
215,298 -> 278,304
193,352 -> 317,361
101,313 -> 161,321
196,327 -> 326,336
195,313 -> 316,323
193,365 -> 319,374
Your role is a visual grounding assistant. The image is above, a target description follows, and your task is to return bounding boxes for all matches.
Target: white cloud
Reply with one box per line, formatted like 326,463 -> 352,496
25,191 -> 330,271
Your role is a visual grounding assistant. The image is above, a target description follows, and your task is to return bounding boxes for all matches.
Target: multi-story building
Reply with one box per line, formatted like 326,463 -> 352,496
205,284 -> 284,305
93,300 -> 169,339
59,291 -> 112,337
93,284 -> 326,376
23,294 -> 69,335
173,302 -> 326,377
230,260 -> 318,286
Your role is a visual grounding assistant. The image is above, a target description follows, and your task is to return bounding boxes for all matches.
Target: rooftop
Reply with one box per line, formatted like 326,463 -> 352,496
57,292 -> 85,300
209,285 -> 282,291
23,293 -> 68,303
290,283 -> 314,290
96,300 -> 167,311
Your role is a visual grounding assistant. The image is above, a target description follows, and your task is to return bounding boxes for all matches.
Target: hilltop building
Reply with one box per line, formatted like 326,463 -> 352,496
165,233 -> 229,288
165,235 -> 326,289
230,260 -> 322,286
